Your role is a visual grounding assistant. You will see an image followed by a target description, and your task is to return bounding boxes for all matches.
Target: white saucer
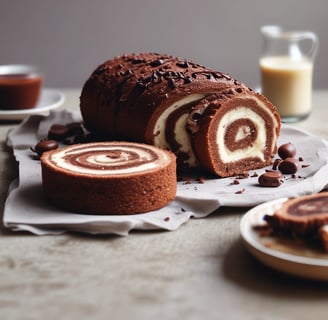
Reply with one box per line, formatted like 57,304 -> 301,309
240,198 -> 328,281
0,88 -> 65,121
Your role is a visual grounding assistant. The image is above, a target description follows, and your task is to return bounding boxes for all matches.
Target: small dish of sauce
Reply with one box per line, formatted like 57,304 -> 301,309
0,65 -> 43,110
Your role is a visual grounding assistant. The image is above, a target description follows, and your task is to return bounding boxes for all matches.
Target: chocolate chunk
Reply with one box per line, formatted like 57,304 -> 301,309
272,158 -> 282,170
278,143 -> 297,160
278,157 -> 299,174
131,58 -> 145,64
258,171 -> 284,187
235,188 -> 246,194
48,124 -> 69,141
66,122 -> 84,136
34,140 -> 58,156
183,77 -> 192,84
236,171 -> 249,179
176,61 -> 189,68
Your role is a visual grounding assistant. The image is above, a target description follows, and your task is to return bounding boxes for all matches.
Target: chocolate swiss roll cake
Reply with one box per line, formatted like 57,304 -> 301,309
41,142 -> 177,215
80,53 -> 281,176
264,193 -> 328,237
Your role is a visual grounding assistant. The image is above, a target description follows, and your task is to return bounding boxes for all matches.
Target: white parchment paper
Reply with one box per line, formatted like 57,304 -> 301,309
3,110 -> 328,235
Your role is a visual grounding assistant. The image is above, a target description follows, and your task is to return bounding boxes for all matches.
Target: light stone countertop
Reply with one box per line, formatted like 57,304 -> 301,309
0,89 -> 327,320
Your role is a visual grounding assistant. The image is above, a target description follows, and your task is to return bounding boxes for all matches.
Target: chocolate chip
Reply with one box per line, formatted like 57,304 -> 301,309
278,143 -> 297,160
48,124 -> 69,141
33,140 -> 58,156
258,171 -> 284,187
278,157 -> 299,174
150,59 -> 164,67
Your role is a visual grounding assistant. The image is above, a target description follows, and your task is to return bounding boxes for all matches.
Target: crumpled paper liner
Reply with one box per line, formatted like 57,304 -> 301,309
3,110 -> 328,235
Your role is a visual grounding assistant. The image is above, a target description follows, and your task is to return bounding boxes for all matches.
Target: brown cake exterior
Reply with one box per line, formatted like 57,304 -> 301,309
80,53 -> 281,176
264,192 -> 328,236
41,141 -> 177,215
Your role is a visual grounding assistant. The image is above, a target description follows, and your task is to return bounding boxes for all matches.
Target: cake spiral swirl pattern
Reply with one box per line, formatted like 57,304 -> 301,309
41,142 -> 177,215
80,53 -> 281,177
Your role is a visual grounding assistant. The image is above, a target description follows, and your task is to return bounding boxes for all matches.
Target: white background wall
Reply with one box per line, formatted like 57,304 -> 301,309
1,0 -> 327,89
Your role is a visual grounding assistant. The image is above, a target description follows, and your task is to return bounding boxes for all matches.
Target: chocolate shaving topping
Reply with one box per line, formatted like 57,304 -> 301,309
183,77 -> 192,84
150,59 -> 164,67
176,61 -> 189,68
121,69 -> 133,76
131,58 -> 145,64
167,78 -> 176,89
135,81 -> 147,92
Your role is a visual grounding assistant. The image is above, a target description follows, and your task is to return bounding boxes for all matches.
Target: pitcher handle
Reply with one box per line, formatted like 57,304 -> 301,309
302,31 -> 319,59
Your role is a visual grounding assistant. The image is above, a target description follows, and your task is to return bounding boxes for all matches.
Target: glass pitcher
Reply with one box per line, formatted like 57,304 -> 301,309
260,25 -> 318,122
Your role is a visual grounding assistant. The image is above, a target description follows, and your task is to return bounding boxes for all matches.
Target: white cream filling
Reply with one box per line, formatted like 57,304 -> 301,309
217,106 -> 266,162
153,93 -> 205,148
173,114 -> 199,167
151,93 -> 278,167
49,145 -> 171,175
153,93 -> 205,167
235,126 -> 251,141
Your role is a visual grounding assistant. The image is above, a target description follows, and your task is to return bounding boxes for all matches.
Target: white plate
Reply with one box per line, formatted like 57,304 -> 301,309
240,198 -> 328,281
0,88 -> 65,121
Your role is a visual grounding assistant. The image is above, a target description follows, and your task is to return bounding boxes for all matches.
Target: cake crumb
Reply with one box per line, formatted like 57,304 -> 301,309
235,188 -> 246,194
197,176 -> 205,184
236,172 -> 249,179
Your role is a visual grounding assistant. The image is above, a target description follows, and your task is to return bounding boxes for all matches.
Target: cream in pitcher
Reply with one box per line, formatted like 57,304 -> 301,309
260,25 -> 318,122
